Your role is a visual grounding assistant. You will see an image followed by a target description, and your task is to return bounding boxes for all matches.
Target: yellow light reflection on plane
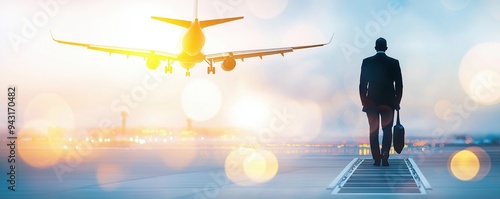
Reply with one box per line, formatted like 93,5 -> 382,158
459,42 -> 500,106
96,164 -> 125,191
181,78 -> 221,121
449,147 -> 491,181
18,120 -> 65,168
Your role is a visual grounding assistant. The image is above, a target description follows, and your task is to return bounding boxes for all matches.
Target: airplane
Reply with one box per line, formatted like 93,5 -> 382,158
51,1 -> 333,76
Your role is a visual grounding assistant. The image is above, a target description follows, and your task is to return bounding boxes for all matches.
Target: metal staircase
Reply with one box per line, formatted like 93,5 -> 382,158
327,158 -> 432,195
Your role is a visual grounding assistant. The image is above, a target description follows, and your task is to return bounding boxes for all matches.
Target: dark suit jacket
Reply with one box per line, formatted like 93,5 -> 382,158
359,52 -> 403,112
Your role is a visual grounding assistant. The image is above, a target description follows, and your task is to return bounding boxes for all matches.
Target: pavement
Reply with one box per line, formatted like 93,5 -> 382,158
1,146 -> 499,199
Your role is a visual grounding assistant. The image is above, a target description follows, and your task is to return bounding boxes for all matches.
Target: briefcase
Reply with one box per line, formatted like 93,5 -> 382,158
393,110 -> 405,154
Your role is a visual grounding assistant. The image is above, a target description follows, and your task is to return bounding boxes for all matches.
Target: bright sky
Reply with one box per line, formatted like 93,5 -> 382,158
1,0 -> 500,141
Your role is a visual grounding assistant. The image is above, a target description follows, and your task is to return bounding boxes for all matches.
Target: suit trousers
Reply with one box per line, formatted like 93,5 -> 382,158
365,105 -> 394,160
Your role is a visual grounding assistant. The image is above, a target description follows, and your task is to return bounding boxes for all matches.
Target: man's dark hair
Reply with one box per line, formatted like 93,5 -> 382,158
375,37 -> 388,51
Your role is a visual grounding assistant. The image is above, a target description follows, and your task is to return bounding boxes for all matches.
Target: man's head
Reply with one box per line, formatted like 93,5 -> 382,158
375,37 -> 388,52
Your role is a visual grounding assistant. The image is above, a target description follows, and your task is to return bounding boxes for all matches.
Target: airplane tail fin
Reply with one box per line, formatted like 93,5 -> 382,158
199,16 -> 244,28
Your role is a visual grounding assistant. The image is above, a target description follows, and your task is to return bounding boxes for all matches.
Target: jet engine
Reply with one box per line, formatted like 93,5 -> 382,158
146,57 -> 160,70
221,57 -> 236,71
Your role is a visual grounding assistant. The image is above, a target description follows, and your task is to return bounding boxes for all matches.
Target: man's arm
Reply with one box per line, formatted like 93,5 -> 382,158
359,60 -> 369,106
394,60 -> 403,109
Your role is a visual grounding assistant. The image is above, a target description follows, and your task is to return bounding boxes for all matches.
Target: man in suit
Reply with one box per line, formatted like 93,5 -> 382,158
359,37 -> 403,166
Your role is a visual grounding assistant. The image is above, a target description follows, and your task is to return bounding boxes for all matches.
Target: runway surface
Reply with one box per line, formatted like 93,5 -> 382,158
1,145 -> 499,199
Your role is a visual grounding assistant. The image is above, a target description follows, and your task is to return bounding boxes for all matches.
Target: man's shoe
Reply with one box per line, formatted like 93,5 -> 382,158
382,159 -> 390,166
373,159 -> 381,166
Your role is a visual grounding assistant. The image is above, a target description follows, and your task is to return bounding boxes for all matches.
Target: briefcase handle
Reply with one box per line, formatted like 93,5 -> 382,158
396,110 -> 401,125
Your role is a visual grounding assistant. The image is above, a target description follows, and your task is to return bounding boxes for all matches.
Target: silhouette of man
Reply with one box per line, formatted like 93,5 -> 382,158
359,37 -> 403,166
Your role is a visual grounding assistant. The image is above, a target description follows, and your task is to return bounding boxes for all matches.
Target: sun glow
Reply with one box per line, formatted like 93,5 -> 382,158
229,96 -> 269,129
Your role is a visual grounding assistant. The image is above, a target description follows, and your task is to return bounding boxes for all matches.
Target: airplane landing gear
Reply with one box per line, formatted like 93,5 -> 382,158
164,60 -> 174,74
207,66 -> 215,74
164,66 -> 173,74
206,59 -> 216,74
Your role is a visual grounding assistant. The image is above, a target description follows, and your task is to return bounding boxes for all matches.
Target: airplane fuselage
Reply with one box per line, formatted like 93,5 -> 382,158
179,18 -> 205,69
183,18 -> 205,56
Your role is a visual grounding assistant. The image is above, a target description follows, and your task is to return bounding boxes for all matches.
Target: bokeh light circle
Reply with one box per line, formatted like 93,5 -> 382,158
18,93 -> 75,168
448,147 -> 491,181
468,70 -> 500,105
243,150 -> 279,183
18,120 -> 65,168
225,148 -> 279,185
181,78 -> 222,121
23,93 -> 75,129
449,150 -> 479,181
246,0 -> 288,19
225,147 -> 257,186
459,42 -> 500,105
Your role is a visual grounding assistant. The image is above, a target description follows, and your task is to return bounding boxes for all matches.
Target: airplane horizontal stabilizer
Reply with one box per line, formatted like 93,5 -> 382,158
151,16 -> 192,28
200,16 -> 243,28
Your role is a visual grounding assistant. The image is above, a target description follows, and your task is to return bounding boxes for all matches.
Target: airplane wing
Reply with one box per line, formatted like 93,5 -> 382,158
51,32 -> 178,61
206,34 -> 333,62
